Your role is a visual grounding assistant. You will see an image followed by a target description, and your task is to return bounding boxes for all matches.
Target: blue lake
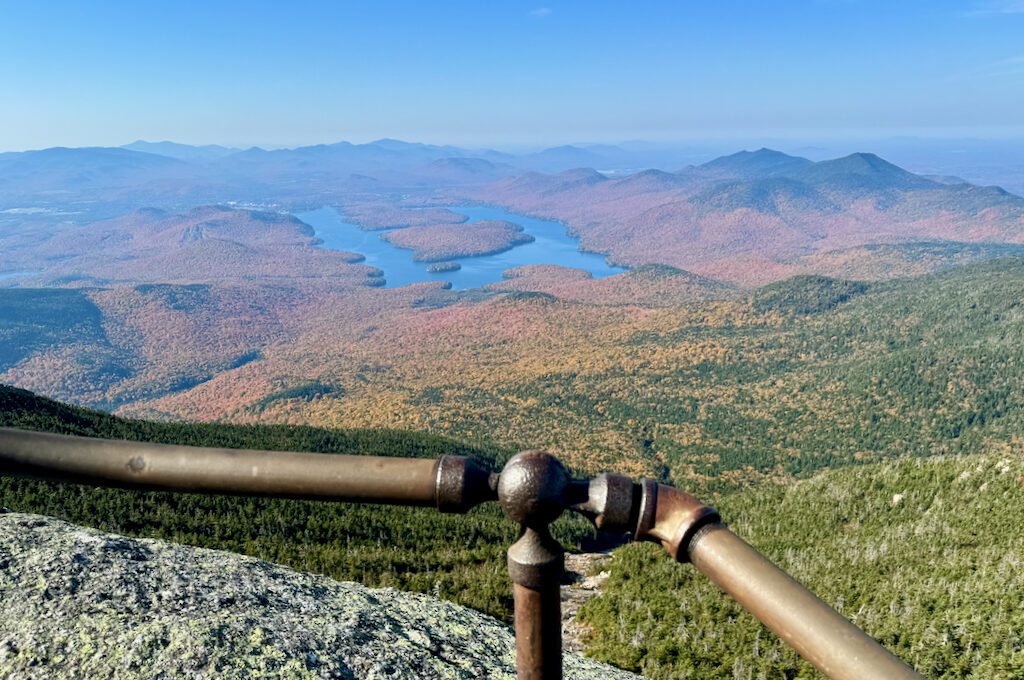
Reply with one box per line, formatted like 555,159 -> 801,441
296,205 -> 626,290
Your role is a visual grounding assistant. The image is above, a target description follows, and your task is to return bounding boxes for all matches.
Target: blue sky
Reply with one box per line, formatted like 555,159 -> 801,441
1,0 -> 1022,150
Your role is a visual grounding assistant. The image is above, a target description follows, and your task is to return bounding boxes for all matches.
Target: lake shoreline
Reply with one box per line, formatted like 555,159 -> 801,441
296,204 -> 626,290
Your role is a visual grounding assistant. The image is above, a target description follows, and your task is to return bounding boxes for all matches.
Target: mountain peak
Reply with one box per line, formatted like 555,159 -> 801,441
559,167 -> 606,180
825,152 -> 903,174
369,138 -> 416,148
121,140 -> 236,161
797,152 -> 938,190
612,168 -> 691,191
553,168 -> 608,188
700,148 -> 813,177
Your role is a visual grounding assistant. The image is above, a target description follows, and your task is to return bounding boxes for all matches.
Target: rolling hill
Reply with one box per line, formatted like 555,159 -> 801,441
4,141 -> 1024,293
0,139 -> 702,216
122,140 -> 238,161
696,147 -> 814,178
0,205 -> 378,288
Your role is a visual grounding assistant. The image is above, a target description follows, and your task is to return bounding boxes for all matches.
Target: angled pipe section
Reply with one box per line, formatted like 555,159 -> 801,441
686,523 -> 923,680
626,481 -> 925,680
573,475 -> 922,678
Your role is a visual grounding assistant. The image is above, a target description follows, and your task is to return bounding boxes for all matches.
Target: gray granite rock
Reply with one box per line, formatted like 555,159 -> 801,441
0,513 -> 637,679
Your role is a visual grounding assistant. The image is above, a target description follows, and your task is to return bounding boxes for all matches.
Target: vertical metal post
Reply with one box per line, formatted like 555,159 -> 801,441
498,451 -> 573,680
508,528 -> 564,680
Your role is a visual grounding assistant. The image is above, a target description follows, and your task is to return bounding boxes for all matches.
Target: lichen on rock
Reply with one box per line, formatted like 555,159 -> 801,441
0,513 -> 636,679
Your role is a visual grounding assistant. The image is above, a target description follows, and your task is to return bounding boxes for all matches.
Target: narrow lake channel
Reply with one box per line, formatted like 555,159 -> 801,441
296,205 -> 625,290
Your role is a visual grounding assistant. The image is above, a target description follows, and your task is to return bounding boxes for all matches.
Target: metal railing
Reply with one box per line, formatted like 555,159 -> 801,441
0,427 -> 924,680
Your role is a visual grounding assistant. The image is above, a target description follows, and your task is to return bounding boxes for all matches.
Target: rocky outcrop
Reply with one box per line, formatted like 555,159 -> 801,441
561,552 -> 613,654
0,513 -> 637,679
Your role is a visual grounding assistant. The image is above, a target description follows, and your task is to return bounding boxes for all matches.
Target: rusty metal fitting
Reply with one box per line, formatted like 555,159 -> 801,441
497,450 -> 570,528
507,526 -> 565,589
570,472 -> 637,533
434,455 -> 497,513
498,451 -> 570,680
634,479 -> 720,562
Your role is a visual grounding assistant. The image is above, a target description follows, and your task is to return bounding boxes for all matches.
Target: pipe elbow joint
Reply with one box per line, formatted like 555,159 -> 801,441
634,480 -> 720,562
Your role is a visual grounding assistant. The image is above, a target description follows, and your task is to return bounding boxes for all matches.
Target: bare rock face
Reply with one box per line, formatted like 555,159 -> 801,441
0,513 -> 637,679
561,552 -> 614,654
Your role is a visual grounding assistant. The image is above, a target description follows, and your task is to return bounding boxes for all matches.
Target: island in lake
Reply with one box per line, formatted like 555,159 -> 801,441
426,261 -> 461,273
381,220 -> 535,262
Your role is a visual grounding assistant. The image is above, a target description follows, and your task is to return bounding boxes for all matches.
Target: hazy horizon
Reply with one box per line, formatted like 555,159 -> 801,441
3,1 -> 1024,151
7,132 -> 1024,156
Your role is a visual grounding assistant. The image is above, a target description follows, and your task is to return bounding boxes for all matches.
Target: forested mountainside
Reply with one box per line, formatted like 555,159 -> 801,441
0,206 -> 378,288
4,259 -> 1024,495
63,257 -> 1022,496
580,452 -> 1024,679
0,384 -> 590,619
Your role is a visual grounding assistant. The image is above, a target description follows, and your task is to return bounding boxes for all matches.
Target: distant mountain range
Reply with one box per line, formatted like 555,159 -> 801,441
0,139 -> 732,213
1,139 -> 1023,286
469,148 -> 1024,285
122,140 -> 238,161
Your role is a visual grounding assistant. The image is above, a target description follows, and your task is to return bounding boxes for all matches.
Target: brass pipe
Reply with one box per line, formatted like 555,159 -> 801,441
687,523 -> 924,680
0,427 -> 444,506
512,583 -> 563,680
629,482 -> 923,679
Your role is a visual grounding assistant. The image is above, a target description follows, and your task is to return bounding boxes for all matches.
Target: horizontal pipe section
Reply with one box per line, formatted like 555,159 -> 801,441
688,523 -> 924,680
0,427 -> 439,506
